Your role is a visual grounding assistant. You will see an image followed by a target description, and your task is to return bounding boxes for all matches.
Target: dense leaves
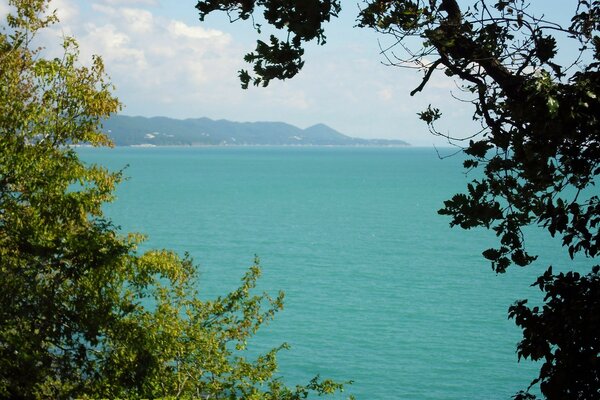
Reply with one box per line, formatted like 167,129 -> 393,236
196,1 -> 600,398
196,0 -> 340,87
510,266 -> 600,399
0,1 -> 349,398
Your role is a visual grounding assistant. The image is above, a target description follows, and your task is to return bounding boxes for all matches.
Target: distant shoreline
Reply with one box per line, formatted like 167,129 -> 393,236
74,143 -> 414,150
103,115 -> 410,147
124,143 -> 411,148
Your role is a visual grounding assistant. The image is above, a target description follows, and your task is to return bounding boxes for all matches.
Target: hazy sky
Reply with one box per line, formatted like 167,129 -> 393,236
2,0 -> 575,145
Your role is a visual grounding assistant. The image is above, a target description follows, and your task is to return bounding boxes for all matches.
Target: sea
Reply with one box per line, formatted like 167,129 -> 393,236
78,146 -> 589,400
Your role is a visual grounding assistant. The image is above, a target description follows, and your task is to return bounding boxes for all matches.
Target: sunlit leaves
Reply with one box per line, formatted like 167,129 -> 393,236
358,1 -> 426,32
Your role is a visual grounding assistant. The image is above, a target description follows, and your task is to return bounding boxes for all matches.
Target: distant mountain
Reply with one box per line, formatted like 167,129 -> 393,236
101,115 -> 409,147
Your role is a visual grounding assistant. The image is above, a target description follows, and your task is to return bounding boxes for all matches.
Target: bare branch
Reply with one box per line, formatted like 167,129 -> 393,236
411,58 -> 443,96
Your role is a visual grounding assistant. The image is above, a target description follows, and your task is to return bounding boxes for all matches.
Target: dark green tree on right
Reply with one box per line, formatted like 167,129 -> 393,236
196,0 -> 600,398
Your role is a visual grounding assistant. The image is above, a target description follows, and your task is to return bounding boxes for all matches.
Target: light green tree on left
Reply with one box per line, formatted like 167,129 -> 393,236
0,1 -> 349,398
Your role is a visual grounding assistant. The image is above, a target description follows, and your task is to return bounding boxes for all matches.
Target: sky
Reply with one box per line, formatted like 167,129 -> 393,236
0,0 -> 577,145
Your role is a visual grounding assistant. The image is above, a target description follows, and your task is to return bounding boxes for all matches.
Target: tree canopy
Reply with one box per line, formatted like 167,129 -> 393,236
195,0 -> 600,398
0,0 -> 349,398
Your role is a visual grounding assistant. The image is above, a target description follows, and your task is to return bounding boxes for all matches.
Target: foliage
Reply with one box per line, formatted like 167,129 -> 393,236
0,1 -> 349,398
196,0 -> 600,398
196,0 -> 341,88
509,266 -> 600,399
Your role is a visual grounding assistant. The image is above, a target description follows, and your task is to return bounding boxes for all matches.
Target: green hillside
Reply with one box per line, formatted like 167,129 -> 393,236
102,115 -> 410,146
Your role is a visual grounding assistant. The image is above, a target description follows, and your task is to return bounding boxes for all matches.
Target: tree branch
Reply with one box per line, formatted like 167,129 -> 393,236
411,59 -> 442,96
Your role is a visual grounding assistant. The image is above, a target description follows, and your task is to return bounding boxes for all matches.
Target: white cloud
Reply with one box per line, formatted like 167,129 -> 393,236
90,5 -> 154,33
100,0 -> 158,5
122,8 -> 154,33
169,20 -> 224,40
20,0 -> 472,145
378,87 -> 393,101
80,23 -> 148,71
0,2 -> 9,18
48,0 -> 79,23
40,0 -> 241,115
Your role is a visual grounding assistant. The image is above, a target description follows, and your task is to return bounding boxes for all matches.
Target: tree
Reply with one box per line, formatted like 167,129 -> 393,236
195,0 -> 600,398
0,1 -> 349,398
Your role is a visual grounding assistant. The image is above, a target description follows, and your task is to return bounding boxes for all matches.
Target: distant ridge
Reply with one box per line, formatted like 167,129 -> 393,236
102,115 -> 410,147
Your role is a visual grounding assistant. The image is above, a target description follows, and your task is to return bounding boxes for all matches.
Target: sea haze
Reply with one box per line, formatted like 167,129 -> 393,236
79,146 -> 587,399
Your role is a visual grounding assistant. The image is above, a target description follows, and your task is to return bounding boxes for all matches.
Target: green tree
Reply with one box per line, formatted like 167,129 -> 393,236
0,1 -> 348,398
195,0 -> 600,398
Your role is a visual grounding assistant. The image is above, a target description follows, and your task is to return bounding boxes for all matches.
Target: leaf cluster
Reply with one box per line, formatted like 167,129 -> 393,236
195,0 -> 340,87
509,266 -> 600,399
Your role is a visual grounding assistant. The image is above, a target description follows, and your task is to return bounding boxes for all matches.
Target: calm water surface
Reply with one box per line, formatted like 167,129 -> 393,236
80,146 -> 587,399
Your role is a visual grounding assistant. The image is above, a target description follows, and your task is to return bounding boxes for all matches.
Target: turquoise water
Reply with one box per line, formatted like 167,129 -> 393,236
79,146 -> 587,399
